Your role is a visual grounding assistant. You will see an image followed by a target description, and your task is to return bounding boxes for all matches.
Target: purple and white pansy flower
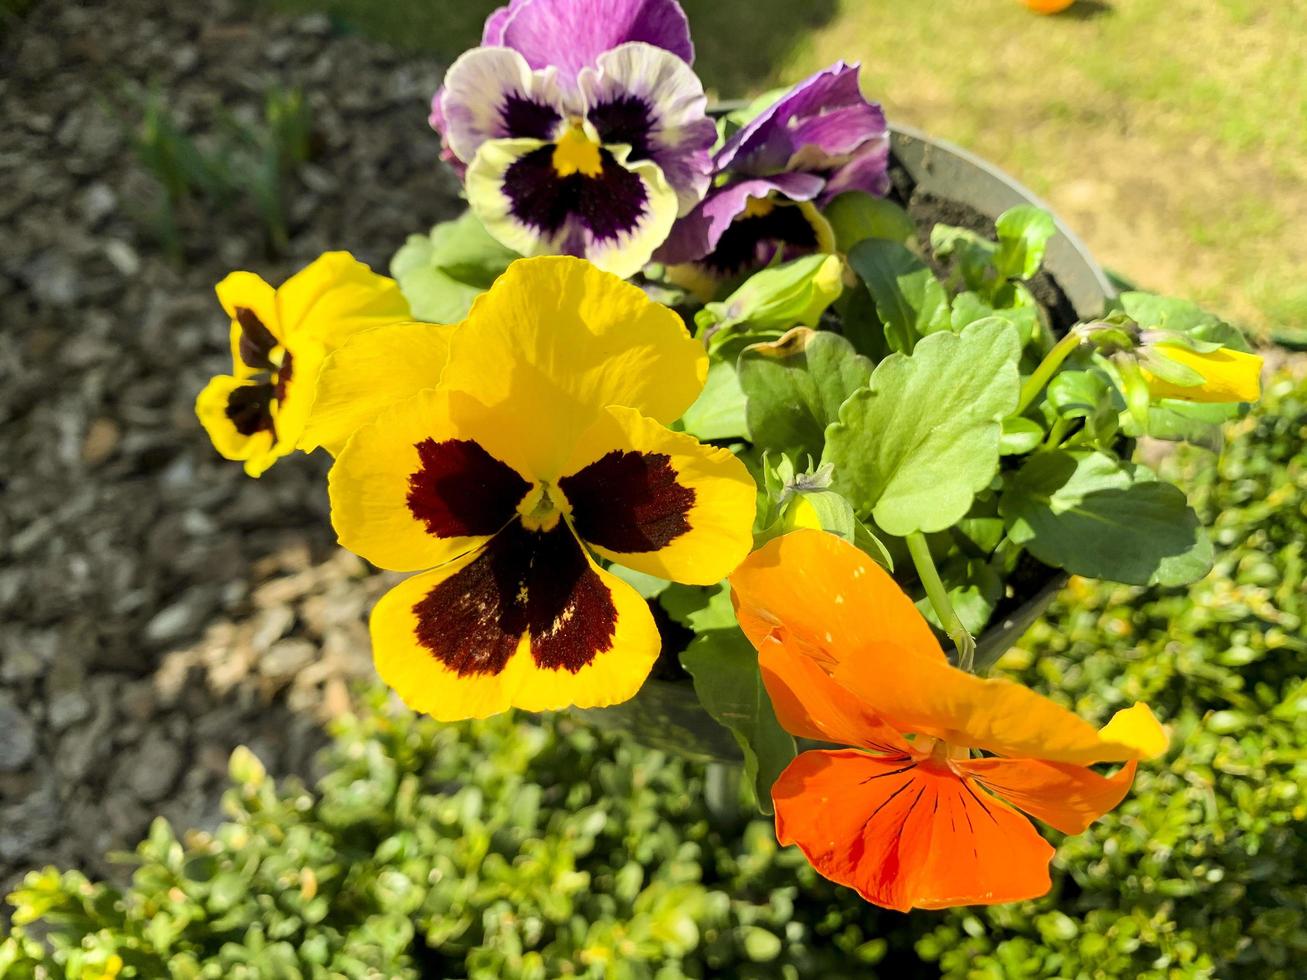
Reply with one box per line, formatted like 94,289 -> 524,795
657,62 -> 891,282
430,0 -> 716,278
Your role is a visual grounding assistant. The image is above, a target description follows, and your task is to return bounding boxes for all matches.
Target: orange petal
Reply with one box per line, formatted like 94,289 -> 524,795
758,640 -> 909,754
730,529 -> 947,673
833,647 -> 1168,766
773,750 -> 1054,912
956,758 -> 1137,835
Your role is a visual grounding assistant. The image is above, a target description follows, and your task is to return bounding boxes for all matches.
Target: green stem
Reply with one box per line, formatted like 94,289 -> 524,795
906,532 -> 975,671
1041,416 -> 1071,451
1015,329 -> 1085,415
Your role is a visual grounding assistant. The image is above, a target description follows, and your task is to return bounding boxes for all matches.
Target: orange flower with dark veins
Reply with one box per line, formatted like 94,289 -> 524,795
729,529 -> 1168,912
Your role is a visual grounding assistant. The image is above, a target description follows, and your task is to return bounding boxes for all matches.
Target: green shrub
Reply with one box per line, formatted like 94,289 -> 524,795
4,368 -> 1305,979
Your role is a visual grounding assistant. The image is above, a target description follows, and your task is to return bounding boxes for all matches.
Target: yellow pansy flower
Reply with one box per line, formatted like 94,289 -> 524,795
1140,342 -> 1263,404
195,252 -> 410,476
324,256 -> 757,720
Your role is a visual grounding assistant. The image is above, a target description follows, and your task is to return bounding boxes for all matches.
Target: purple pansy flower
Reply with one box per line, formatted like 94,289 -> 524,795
657,62 -> 891,280
428,0 -> 713,278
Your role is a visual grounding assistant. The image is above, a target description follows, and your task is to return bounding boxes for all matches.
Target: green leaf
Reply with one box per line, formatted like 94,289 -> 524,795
680,629 -> 796,815
1000,417 -> 1045,455
1144,399 -> 1241,447
853,518 -> 895,571
1000,450 -> 1214,586
738,327 -> 873,460
846,239 -> 951,354
1119,291 -> 1251,351
695,254 -> 844,351
930,225 -> 1000,296
607,564 -> 670,599
914,556 -> 1002,636
824,318 -> 1022,535
679,360 -> 749,441
391,210 -> 519,323
1047,369 -> 1122,445
823,191 -> 916,250
761,487 -> 858,547
1047,370 -> 1113,419
951,288 -> 1040,345
659,582 -> 736,632
994,205 -> 1057,281
833,280 -> 893,361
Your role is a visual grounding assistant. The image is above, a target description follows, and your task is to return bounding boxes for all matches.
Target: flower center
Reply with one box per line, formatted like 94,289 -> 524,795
551,120 -> 604,178
741,194 -> 777,219
517,483 -> 568,532
227,307 -> 293,437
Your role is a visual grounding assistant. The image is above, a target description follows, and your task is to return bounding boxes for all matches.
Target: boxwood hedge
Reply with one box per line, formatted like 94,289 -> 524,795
3,369 -> 1304,979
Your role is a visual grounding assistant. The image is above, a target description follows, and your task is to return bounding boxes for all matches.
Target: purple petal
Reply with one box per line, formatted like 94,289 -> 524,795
481,1 -> 516,43
493,0 -> 694,79
716,62 -> 888,179
579,43 -> 715,213
429,88 -> 468,178
654,173 -> 824,264
822,133 -> 892,200
439,47 -> 572,165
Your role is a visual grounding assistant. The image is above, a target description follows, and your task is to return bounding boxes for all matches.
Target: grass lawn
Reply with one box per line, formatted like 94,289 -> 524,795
261,0 -> 1306,341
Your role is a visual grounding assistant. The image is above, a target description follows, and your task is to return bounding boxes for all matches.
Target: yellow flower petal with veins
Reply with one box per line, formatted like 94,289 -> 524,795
1142,343 -> 1263,404
274,251 -> 411,347
301,320 -> 455,455
440,256 -> 706,480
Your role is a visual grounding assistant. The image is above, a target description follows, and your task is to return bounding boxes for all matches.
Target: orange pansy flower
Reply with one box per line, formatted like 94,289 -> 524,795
729,529 -> 1168,912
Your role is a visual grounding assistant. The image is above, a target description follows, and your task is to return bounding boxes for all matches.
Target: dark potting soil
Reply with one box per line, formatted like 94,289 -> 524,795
885,158 -> 1081,337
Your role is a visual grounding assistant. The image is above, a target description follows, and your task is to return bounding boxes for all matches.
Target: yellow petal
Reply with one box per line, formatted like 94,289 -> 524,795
1097,702 -> 1169,759
300,320 -> 455,455
1143,344 -> 1263,403
195,374 -> 281,477
215,271 -> 280,376
328,388 -> 532,572
275,251 -> 411,347
439,256 -> 707,479
558,405 -> 756,584
265,336 -> 326,459
216,271 -> 280,338
370,523 -> 659,720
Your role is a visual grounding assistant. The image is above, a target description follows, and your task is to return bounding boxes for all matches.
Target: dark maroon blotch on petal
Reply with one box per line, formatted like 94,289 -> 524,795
411,521 -> 616,676
225,383 -> 276,436
407,438 -> 532,539
235,307 -> 279,371
560,450 -> 695,553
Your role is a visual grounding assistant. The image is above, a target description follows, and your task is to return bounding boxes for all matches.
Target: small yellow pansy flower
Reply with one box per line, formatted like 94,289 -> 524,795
323,256 -> 757,720
1139,342 -> 1263,404
195,251 -> 410,476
